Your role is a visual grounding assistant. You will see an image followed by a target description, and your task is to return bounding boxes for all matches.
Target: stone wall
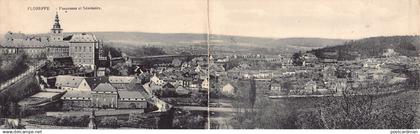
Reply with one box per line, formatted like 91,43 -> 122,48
117,100 -> 147,109
62,100 -> 91,111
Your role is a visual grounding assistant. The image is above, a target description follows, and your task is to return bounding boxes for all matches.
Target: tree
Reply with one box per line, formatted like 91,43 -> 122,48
249,78 -> 256,108
223,59 -> 240,71
292,52 -> 304,66
100,116 -> 119,128
102,45 -> 122,57
310,84 -> 417,129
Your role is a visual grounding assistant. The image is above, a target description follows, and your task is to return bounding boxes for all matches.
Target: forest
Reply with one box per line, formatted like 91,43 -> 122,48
0,53 -> 30,83
309,36 -> 420,60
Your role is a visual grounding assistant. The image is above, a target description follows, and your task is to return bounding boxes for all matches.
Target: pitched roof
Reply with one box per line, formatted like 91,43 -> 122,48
85,76 -> 109,89
118,91 -> 146,99
1,40 -> 45,47
61,91 -> 92,99
109,76 -> 136,84
31,92 -> 61,98
63,35 -> 73,41
223,83 -> 235,91
93,83 -> 117,92
5,32 -> 27,39
55,75 -> 85,88
149,82 -> 162,90
69,33 -> 98,42
163,83 -> 175,89
123,77 -> 144,90
45,41 -> 69,47
175,86 -> 190,95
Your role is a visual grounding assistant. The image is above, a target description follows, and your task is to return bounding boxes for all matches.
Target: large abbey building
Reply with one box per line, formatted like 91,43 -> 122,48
0,13 -> 103,70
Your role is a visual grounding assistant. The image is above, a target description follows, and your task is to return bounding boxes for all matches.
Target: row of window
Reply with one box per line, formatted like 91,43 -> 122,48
63,97 -> 91,100
120,98 -> 146,101
71,54 -> 94,58
47,48 -> 68,52
71,46 -> 93,52
51,37 -> 62,41
74,59 -> 94,63
63,97 -> 146,101
24,49 -> 45,53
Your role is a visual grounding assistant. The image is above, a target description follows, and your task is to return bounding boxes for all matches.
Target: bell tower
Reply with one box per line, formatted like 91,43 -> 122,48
50,12 -> 63,42
51,12 -> 63,34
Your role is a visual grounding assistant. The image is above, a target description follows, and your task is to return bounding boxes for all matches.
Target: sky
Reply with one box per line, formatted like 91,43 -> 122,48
0,0 -> 419,39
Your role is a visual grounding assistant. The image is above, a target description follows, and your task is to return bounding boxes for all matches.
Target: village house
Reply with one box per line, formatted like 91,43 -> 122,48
221,83 -> 235,96
162,82 -> 176,90
61,91 -> 92,110
175,86 -> 190,96
84,76 -> 109,90
322,65 -> 337,79
61,82 -> 148,110
270,82 -> 282,91
188,80 -> 202,91
55,75 -> 89,91
117,91 -> 147,110
382,48 -> 399,57
195,65 -> 202,73
302,53 -> 318,66
108,76 -> 137,89
91,83 -> 118,108
55,75 -> 110,92
201,78 -> 209,90
304,80 -> 317,94
150,74 -> 165,86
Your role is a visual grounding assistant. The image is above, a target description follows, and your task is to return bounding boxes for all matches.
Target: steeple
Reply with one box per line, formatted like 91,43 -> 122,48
51,12 -> 63,34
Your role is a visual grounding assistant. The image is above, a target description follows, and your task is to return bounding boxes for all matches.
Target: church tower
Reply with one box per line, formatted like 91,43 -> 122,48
51,12 -> 63,34
50,12 -> 63,42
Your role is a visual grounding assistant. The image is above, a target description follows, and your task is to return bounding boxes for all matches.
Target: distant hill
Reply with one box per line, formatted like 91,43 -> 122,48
309,35 -> 420,60
90,32 -> 346,51
0,31 -> 347,55
92,32 -> 208,46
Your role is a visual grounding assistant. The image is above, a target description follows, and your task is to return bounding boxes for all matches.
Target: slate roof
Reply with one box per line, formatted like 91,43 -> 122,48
1,40 -> 45,48
109,76 -> 136,84
61,91 -> 92,99
163,82 -> 175,89
63,35 -> 73,41
45,41 -> 69,47
124,82 -> 146,92
31,92 -> 61,98
118,91 -> 146,100
69,33 -> 97,42
149,82 -> 162,91
93,83 -> 117,92
175,86 -> 190,95
5,32 -> 27,39
85,76 -> 109,89
223,83 -> 235,91
55,75 -> 85,88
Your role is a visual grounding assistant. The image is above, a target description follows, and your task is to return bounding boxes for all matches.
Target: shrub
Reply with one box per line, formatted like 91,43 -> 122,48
100,116 -> 119,128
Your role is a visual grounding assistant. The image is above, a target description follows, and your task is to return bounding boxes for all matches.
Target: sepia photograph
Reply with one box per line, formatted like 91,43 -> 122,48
0,0 -> 419,133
